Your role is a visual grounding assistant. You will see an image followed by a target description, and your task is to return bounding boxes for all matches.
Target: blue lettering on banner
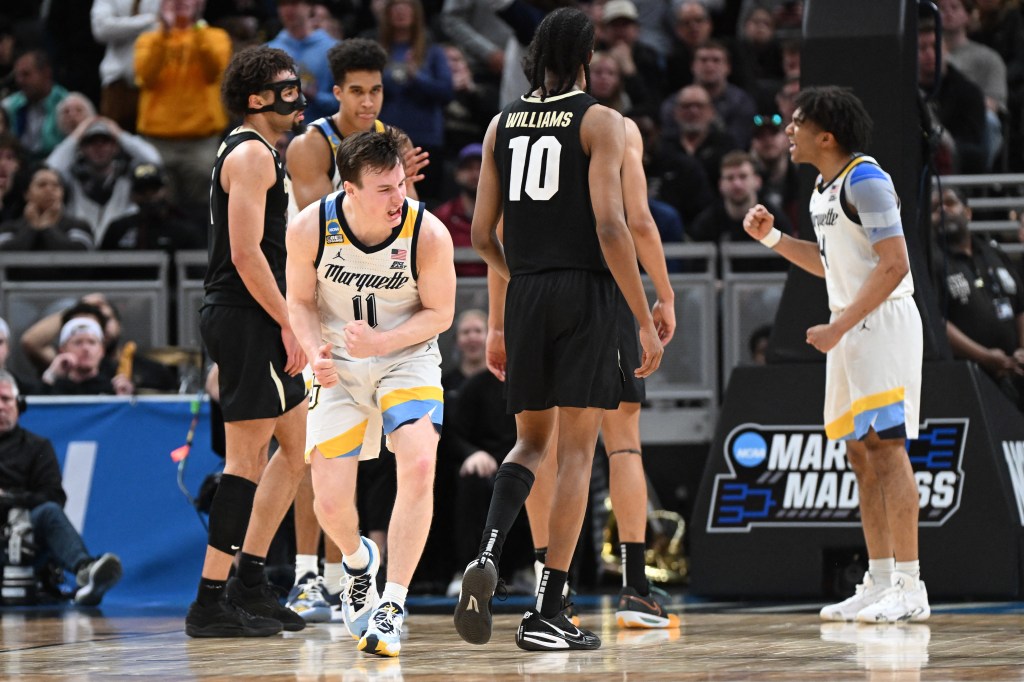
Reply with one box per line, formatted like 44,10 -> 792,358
707,419 -> 968,532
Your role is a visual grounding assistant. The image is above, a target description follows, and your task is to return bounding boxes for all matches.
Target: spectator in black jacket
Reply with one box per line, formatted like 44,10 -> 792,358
0,369 -> 122,605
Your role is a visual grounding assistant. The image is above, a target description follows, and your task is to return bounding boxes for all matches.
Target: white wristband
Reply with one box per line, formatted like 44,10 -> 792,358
759,227 -> 782,248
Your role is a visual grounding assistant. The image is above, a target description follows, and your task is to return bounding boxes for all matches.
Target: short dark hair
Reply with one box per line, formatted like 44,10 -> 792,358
523,8 -> 595,99
60,302 -> 109,330
793,85 -> 872,154
327,38 -> 387,87
221,46 -> 297,117
337,128 -> 404,187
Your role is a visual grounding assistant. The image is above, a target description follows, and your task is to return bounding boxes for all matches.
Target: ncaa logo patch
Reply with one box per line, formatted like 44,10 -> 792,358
707,419 -> 968,532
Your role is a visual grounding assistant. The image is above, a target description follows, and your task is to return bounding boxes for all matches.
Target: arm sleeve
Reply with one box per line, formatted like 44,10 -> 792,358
91,0 -> 157,43
117,131 -> 163,165
440,0 -> 502,63
846,164 -> 904,244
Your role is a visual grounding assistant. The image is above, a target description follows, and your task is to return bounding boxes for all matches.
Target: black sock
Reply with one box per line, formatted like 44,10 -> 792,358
236,552 -> 266,588
479,462 -> 535,564
622,542 -> 649,594
534,547 -> 547,565
537,567 -> 568,618
197,577 -> 226,606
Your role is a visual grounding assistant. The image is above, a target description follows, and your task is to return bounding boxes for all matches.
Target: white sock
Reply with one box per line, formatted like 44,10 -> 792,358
868,558 -> 895,586
344,542 -> 370,573
294,554 -> 319,584
323,562 -> 345,594
381,582 -> 408,610
894,560 -> 921,584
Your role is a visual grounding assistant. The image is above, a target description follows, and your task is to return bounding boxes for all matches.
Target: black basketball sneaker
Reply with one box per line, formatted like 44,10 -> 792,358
516,608 -> 601,651
453,556 -> 498,645
225,576 -> 307,632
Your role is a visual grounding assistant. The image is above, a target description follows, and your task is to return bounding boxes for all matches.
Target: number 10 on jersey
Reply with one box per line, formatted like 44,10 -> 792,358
508,135 -> 561,201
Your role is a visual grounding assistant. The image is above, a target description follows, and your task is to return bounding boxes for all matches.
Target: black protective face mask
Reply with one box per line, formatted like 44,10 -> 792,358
247,78 -> 307,115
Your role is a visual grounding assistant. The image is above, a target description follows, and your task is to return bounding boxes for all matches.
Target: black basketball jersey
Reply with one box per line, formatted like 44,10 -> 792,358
204,129 -> 289,307
495,89 -> 603,276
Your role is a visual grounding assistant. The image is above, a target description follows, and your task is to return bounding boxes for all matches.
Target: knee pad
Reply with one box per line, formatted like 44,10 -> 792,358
207,474 -> 257,555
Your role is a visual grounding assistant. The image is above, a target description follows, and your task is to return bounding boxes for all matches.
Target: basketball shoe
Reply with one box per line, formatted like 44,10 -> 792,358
516,607 -> 601,651
615,586 -> 680,629
855,572 -> 930,623
74,553 -> 122,606
185,598 -> 283,638
286,572 -> 332,623
819,571 -> 889,622
341,536 -> 382,639
358,601 -> 405,657
454,555 -> 498,645
225,576 -> 307,631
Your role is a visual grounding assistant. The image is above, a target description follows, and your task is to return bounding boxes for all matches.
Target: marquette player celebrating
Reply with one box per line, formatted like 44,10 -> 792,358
454,7 -> 662,651
286,129 -> 455,657
743,86 -> 929,623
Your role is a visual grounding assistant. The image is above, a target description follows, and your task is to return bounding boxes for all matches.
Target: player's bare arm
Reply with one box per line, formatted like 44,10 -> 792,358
583,105 -> 662,377
471,114 -> 508,280
485,217 -> 508,381
806,236 -> 910,353
286,201 -> 338,387
223,139 -> 303,375
286,131 -> 334,211
345,212 -> 456,358
744,203 -> 825,277
623,117 -> 675,345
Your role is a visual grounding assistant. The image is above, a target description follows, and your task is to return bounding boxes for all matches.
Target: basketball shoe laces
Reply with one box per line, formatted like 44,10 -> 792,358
301,576 -> 327,602
348,572 -> 373,609
372,603 -> 403,634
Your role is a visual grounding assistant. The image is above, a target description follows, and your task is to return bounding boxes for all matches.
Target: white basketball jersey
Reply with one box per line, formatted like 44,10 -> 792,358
810,156 -> 914,312
315,191 -> 437,362
286,117 -> 387,220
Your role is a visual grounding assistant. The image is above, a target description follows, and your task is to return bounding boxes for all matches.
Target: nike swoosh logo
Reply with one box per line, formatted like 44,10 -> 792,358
230,545 -> 240,551
468,595 -> 479,612
541,619 -> 584,639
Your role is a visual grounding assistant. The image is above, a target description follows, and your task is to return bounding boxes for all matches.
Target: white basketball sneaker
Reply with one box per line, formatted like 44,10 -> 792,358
341,537 -> 382,639
855,572 -> 931,623
819,572 -> 889,622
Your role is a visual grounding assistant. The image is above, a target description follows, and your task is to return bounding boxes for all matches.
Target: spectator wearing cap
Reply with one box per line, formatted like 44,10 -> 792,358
46,116 -> 162,245
433,143 -> 485,277
100,162 -> 203,251
597,0 -> 667,108
40,317 -> 133,395
0,166 -> 94,253
1,50 -> 70,161
748,111 -> 799,230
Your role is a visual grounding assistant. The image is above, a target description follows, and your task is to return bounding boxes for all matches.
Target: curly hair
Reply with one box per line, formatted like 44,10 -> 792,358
327,38 -> 388,87
793,85 -> 873,155
522,7 -> 595,100
221,46 -> 297,117
337,128 -> 404,187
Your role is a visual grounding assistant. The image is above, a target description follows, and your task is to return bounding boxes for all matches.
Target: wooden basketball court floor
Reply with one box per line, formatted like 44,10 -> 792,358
4,595 -> 1024,680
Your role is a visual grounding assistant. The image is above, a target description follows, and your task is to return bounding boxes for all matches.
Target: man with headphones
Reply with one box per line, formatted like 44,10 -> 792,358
0,368 -> 122,605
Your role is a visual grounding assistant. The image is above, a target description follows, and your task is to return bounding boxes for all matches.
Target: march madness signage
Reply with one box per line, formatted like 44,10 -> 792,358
706,419 -> 968,532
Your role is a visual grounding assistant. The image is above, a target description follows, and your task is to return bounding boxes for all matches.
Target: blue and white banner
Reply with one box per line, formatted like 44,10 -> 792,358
20,397 -> 221,607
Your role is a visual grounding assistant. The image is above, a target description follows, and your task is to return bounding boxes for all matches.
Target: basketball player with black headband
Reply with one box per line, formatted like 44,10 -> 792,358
185,46 -> 311,638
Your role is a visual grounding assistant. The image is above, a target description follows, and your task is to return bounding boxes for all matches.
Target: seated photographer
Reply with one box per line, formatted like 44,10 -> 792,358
0,369 -> 122,605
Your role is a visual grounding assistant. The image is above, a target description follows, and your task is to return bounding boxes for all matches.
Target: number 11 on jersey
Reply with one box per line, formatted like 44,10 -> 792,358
352,294 -> 378,327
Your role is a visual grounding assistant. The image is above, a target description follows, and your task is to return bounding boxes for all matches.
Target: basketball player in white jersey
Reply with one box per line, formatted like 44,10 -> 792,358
283,38 -> 428,623
744,85 -> 929,623
286,128 -> 455,656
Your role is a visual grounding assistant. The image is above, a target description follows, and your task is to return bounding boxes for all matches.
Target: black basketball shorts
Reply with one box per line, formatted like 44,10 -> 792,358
615,289 -> 646,404
200,304 -> 307,422
504,269 -> 622,413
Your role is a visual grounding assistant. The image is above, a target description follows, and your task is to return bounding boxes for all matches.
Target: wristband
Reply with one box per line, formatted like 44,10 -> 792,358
759,227 -> 782,248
